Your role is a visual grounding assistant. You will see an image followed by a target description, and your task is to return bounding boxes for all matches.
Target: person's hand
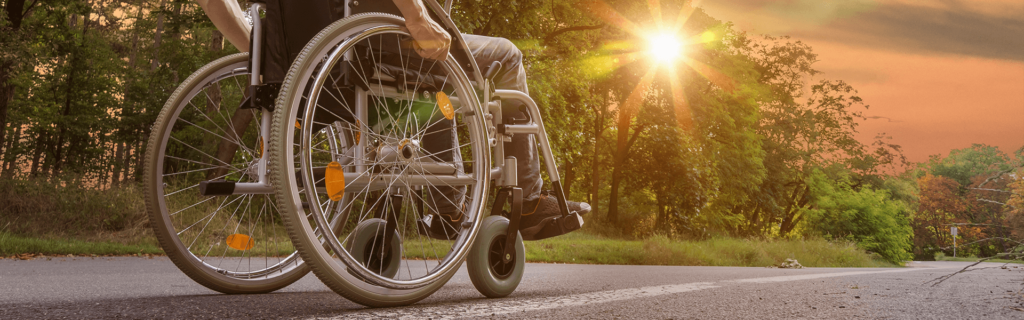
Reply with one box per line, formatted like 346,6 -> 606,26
393,0 -> 451,61
404,13 -> 451,61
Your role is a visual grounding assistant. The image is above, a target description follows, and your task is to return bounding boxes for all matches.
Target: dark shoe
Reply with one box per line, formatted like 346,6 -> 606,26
418,202 -> 465,240
519,194 -> 590,229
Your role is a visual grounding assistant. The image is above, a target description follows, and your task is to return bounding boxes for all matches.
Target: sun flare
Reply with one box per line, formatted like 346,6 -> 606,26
649,32 -> 683,63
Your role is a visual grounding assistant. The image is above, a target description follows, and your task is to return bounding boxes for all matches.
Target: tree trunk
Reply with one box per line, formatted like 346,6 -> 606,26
656,191 -> 667,228
132,139 -> 145,181
779,184 -> 811,236
123,143 -> 135,182
30,132 -> 46,177
209,108 -> 255,180
0,60 -> 14,169
562,159 -> 574,199
0,0 -> 29,172
2,125 -> 21,178
53,7 -> 93,177
588,106 -> 605,214
151,0 -> 168,72
112,141 -> 125,186
606,106 -> 633,224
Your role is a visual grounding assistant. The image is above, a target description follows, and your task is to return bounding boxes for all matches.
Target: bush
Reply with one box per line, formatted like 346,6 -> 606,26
0,178 -> 149,243
803,170 -> 914,264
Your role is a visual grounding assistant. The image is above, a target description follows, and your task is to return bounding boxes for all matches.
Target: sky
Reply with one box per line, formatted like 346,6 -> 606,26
696,0 -> 1024,163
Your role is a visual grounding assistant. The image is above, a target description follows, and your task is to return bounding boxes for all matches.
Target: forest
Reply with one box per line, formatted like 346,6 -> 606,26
1,0 -> 1022,264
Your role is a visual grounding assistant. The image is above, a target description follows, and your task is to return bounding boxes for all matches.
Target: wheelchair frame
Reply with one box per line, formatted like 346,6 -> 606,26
175,2 -> 586,301
229,1 -> 583,241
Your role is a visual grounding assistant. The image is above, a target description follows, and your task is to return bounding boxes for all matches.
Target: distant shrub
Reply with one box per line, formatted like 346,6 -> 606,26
0,178 -> 149,243
803,170 -> 914,264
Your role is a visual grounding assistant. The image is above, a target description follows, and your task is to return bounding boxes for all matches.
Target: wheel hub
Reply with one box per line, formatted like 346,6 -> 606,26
374,139 -> 420,165
487,234 -> 516,279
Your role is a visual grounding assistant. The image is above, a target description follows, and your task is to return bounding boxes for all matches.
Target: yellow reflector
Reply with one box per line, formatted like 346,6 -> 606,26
325,161 -> 345,201
436,91 -> 454,120
226,234 -> 255,251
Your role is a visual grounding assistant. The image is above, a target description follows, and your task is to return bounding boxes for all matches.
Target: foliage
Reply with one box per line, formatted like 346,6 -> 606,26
3,0 -> 1019,263
0,177 -> 148,241
909,145 -> 1023,259
0,0 -> 236,184
803,170 -> 913,263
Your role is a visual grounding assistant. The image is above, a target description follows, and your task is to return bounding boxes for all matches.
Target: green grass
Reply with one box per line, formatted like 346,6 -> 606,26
0,231 -> 164,256
522,232 -> 898,268
3,230 -> 896,268
0,178 -> 895,267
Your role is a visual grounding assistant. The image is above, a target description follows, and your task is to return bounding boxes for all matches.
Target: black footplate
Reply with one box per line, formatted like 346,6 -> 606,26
489,184 -> 585,242
199,180 -> 235,196
519,211 -> 584,241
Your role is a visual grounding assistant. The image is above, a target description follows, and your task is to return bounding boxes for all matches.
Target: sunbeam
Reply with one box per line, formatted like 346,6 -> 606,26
583,0 -> 646,37
681,56 -> 735,93
585,0 -> 736,131
668,67 -> 693,129
620,67 -> 658,116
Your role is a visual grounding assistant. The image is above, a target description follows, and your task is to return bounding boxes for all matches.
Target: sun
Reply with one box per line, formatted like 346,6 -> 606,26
649,32 -> 683,64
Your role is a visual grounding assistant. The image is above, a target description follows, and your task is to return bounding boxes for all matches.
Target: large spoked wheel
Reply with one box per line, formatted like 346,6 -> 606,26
143,53 -> 308,293
467,215 -> 525,298
269,13 -> 490,307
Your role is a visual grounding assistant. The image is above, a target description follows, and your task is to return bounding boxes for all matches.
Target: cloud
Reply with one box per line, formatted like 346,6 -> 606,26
700,0 -> 1024,61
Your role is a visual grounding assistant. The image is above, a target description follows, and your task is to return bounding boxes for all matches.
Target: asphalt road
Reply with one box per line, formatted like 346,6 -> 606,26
1,257 -> 1022,319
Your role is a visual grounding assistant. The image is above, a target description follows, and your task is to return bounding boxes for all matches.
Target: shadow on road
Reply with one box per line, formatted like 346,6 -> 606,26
2,291 -> 369,319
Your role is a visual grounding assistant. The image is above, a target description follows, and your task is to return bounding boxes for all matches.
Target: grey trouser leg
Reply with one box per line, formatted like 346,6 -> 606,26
423,34 -> 543,216
463,34 -> 542,201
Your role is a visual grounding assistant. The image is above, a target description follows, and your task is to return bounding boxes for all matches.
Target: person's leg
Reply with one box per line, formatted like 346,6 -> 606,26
462,34 -> 542,201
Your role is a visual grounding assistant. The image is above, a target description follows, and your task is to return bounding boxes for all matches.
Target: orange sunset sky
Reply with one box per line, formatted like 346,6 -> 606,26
698,0 -> 1024,163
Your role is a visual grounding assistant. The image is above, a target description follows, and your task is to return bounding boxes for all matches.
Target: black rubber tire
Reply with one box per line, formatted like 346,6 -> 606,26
347,219 -> 402,279
144,53 -> 308,294
467,215 -> 525,298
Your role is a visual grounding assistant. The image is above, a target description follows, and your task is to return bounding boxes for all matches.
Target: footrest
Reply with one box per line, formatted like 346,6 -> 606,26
519,211 -> 584,241
199,180 -> 235,196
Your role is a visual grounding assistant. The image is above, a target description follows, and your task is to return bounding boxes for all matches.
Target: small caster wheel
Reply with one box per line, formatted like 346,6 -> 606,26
468,215 -> 525,298
348,218 -> 401,279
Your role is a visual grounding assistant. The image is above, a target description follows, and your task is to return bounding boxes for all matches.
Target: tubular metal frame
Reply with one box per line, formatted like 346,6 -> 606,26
226,0 -> 571,216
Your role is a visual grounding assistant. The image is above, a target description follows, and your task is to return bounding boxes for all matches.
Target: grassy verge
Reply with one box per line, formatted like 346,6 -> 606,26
0,178 -> 893,266
523,232 -> 898,268
4,230 -> 895,268
0,232 -> 163,256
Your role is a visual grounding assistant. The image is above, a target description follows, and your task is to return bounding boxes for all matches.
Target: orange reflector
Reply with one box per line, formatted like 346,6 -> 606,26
436,91 -> 454,120
295,120 -> 301,129
325,161 -> 345,201
226,234 -> 255,251
257,137 -> 264,158
354,120 -> 361,144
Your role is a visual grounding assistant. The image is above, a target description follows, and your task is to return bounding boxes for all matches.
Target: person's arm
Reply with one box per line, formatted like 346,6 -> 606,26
196,0 -> 250,52
393,0 -> 451,61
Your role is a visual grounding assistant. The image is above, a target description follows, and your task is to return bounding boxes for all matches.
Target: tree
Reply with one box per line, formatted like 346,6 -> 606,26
804,169 -> 913,264
913,174 -> 966,258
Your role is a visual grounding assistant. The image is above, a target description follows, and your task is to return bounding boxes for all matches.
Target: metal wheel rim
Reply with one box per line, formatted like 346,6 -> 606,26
153,59 -> 302,279
291,25 -> 489,290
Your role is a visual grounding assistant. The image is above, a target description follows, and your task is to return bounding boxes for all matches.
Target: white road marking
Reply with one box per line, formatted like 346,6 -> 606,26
317,267 -> 949,320
727,268 -> 928,284
326,282 -> 720,320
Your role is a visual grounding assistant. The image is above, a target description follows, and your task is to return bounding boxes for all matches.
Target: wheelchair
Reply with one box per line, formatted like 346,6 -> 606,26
146,0 -> 583,306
